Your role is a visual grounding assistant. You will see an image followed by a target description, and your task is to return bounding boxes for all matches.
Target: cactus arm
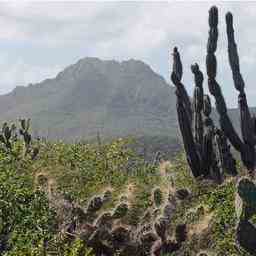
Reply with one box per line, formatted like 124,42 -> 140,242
191,64 -> 204,152
252,115 -> 256,135
225,12 -> 244,93
202,94 -> 223,182
210,141 -> 223,184
202,95 -> 214,176
202,124 -> 213,176
193,88 -> 203,153
219,112 -> 243,151
215,129 -> 237,176
226,12 -> 255,170
213,131 -> 224,176
172,46 -> 182,81
176,93 -> 201,177
26,119 -> 30,132
171,47 -> 202,177
171,47 -> 192,125
206,6 -> 244,152
226,12 -> 255,145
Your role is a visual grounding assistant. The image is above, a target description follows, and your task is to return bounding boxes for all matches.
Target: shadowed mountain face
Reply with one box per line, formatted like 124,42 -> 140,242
0,57 -> 178,141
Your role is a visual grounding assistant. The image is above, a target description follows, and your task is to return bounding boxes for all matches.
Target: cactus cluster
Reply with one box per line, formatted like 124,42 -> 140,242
53,186 -> 189,256
0,119 -> 39,160
171,5 -> 256,255
170,6 -> 256,180
206,7 -> 256,174
19,118 -> 39,159
171,48 -> 236,182
0,123 -> 17,150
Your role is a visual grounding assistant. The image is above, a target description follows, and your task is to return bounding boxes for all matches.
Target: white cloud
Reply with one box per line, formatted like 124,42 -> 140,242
0,2 -> 255,107
0,54 -> 62,94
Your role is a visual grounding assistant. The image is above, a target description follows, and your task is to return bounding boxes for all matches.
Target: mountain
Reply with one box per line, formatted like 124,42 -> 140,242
0,57 -> 180,146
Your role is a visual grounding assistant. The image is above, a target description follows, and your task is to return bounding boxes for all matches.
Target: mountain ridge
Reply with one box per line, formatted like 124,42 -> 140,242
0,57 -> 178,144
0,56 -> 251,160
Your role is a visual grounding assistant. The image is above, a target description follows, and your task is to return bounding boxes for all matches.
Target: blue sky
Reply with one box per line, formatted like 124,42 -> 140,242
1,1 -> 256,107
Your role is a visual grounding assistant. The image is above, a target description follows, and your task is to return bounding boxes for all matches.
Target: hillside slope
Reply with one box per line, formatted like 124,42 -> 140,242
1,136 -> 253,256
0,58 -> 178,141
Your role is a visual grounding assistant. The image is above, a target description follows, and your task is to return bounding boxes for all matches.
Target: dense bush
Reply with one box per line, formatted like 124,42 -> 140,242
0,137 -> 162,255
0,150 -> 56,255
0,133 -> 255,256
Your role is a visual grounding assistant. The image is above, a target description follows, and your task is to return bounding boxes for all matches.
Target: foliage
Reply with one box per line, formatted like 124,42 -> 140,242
64,239 -> 94,256
0,136 -> 163,255
0,125 -> 255,255
0,151 -> 56,255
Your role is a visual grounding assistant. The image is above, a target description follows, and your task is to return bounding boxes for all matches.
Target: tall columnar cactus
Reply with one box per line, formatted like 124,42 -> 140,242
192,64 -> 204,154
170,5 -> 256,255
171,47 -> 193,126
171,7 -> 240,180
171,49 -> 235,181
171,59 -> 201,177
86,196 -> 104,214
111,202 -> 129,219
206,6 -> 255,172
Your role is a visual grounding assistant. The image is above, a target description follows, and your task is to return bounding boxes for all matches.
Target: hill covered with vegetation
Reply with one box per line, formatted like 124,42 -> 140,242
0,120 -> 254,256
0,58 -> 177,142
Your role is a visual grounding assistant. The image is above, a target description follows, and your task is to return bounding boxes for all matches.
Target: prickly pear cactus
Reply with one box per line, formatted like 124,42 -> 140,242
111,226 -> 130,245
237,178 -> 256,210
175,188 -> 190,200
236,219 -> 256,255
154,216 -> 167,241
152,187 -> 163,207
102,189 -> 112,203
112,203 -> 128,219
175,223 -> 187,244
87,196 -> 103,213
235,178 -> 256,254
94,212 -> 112,228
